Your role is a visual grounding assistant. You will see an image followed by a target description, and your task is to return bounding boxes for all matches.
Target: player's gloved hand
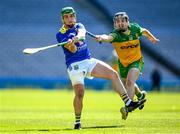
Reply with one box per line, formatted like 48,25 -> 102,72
65,39 -> 74,47
73,36 -> 79,43
65,39 -> 77,53
72,36 -> 85,43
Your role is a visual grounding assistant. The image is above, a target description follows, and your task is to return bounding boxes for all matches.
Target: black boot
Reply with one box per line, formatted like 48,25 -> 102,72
126,99 -> 146,112
74,123 -> 81,129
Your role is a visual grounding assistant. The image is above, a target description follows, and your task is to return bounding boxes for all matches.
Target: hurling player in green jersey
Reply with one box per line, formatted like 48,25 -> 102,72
95,12 -> 159,119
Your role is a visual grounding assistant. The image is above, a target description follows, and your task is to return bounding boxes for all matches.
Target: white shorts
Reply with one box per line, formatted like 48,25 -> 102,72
67,58 -> 99,86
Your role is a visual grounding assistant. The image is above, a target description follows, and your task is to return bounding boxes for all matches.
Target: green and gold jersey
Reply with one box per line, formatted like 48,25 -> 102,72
110,23 -> 144,67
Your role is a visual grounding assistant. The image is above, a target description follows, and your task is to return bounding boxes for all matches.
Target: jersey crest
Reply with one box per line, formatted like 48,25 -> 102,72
59,25 -> 68,34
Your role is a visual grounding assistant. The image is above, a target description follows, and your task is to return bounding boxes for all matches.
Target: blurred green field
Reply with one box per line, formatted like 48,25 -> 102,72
0,89 -> 180,134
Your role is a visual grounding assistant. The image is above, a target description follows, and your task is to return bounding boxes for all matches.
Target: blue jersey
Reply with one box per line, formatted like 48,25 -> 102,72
56,23 -> 91,68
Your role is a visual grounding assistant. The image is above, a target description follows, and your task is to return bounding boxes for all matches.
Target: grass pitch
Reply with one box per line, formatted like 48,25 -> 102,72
0,89 -> 180,134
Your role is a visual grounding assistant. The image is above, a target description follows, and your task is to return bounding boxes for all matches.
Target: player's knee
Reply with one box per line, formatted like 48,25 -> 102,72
74,86 -> 84,99
110,70 -> 119,80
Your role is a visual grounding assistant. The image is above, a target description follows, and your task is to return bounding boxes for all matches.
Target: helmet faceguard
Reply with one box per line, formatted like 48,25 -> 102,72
113,12 -> 129,22
113,12 -> 129,32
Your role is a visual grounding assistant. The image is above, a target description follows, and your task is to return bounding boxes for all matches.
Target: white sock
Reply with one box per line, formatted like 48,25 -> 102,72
125,99 -> 132,106
75,121 -> 81,124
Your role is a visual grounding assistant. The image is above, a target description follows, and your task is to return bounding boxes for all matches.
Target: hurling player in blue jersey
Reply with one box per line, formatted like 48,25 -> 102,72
56,7 -> 146,129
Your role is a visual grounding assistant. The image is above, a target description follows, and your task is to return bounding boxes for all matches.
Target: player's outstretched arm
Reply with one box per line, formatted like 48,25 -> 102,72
142,28 -> 159,44
95,34 -> 114,43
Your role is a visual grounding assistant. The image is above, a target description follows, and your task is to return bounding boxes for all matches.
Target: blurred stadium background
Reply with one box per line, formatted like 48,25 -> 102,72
0,0 -> 180,91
